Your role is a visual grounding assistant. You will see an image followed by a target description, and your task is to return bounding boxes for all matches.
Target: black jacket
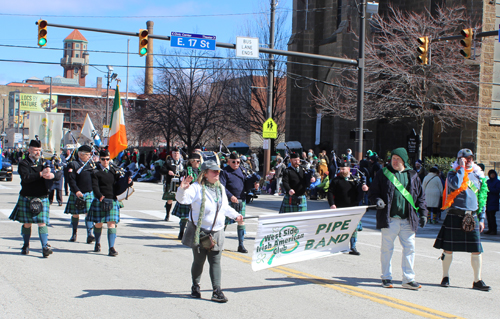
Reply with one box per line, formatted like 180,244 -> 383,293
160,158 -> 184,184
92,165 -> 132,200
18,157 -> 49,197
282,166 -> 310,196
327,175 -> 364,208
67,159 -> 96,193
220,166 -> 246,200
368,166 -> 427,232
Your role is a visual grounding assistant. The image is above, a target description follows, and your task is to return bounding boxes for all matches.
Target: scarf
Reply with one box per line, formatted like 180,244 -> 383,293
194,181 -> 221,246
442,162 -> 486,211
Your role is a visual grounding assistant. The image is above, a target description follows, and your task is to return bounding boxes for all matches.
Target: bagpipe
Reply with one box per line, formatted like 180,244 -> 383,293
112,161 -> 135,201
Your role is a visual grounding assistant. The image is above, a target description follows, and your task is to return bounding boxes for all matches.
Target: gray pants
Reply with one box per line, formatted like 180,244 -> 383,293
191,247 -> 222,288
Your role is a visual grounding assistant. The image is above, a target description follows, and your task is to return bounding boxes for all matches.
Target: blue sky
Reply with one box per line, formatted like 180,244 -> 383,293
0,0 -> 291,92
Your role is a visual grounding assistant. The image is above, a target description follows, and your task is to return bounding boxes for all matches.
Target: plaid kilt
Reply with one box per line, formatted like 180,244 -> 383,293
9,195 -> 50,224
433,213 -> 483,253
64,192 -> 94,215
87,198 -> 120,223
279,194 -> 307,214
226,200 -> 246,225
172,202 -> 191,219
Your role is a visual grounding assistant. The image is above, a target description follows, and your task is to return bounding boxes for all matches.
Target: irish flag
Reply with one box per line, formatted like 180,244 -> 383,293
108,85 -> 127,159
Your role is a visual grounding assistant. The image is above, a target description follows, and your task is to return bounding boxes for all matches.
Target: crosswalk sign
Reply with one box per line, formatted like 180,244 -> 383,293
263,118 -> 277,139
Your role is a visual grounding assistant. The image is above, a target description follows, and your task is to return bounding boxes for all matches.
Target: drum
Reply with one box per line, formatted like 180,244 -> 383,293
199,151 -> 220,166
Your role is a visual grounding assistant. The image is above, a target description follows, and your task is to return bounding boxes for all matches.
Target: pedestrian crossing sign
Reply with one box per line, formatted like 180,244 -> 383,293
263,118 -> 277,139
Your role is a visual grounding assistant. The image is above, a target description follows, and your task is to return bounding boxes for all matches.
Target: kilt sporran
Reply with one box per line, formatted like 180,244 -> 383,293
30,198 -> 43,216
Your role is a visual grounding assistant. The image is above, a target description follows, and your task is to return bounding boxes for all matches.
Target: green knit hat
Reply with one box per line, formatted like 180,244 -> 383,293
390,147 -> 410,167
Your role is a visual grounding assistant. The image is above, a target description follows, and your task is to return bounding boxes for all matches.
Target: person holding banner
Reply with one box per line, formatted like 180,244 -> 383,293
176,160 -> 243,303
369,147 -> 427,290
433,149 -> 490,291
9,140 -> 57,257
328,160 -> 368,255
279,152 -> 312,214
64,145 -> 96,244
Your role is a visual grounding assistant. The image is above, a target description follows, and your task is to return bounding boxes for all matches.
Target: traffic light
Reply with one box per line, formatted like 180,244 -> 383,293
417,36 -> 429,65
37,20 -> 47,47
139,29 -> 148,56
460,28 -> 473,59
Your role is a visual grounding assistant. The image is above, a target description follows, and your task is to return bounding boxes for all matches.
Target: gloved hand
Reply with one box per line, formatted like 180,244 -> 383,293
376,199 -> 386,210
419,216 -> 427,228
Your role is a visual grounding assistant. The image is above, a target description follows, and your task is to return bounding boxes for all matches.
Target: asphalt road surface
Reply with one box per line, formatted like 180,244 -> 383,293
0,170 -> 499,318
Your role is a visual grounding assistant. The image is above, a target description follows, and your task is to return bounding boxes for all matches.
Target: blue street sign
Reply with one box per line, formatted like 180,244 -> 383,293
170,32 -> 216,51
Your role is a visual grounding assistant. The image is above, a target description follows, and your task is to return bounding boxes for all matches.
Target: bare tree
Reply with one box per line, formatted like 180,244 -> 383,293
313,5 -> 479,157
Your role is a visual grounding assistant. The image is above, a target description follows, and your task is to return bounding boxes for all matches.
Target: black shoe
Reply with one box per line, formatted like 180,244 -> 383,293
211,287 -> 228,303
94,243 -> 101,252
58,202 -> 63,206
69,234 -> 77,242
349,248 -> 361,256
87,235 -> 95,244
21,245 -> 29,255
441,277 -> 450,287
164,215 -> 170,221
472,280 -> 491,291
381,279 -> 393,288
191,285 -> 201,298
108,247 -> 118,257
42,246 -> 53,258
237,245 -> 248,253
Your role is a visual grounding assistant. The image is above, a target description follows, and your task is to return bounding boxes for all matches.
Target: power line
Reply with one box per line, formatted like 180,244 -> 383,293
0,12 -> 268,19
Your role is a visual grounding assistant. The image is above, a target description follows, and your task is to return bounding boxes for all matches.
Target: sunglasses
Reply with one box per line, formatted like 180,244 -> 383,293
190,159 -> 201,163
100,158 -> 110,161
231,160 -> 240,164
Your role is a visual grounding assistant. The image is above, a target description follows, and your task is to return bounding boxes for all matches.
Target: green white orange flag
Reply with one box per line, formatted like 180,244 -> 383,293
108,85 -> 127,159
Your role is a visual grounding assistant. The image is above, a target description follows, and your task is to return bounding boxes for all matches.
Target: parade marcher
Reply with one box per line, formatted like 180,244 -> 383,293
328,160 -> 368,255
64,145 -> 96,243
48,155 -> 64,206
161,147 -> 184,221
369,147 -> 428,290
171,153 -> 201,240
415,160 -> 427,182
62,148 -> 72,195
88,150 -> 133,256
274,157 -> 285,196
279,152 -> 312,214
176,161 -> 243,303
220,153 -> 249,253
9,140 -> 58,257
422,166 -> 443,224
485,169 -> 500,235
434,149 -> 490,291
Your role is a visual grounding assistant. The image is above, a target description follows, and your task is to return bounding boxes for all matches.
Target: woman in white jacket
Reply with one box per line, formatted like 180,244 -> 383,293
176,160 -> 243,303
422,166 -> 443,223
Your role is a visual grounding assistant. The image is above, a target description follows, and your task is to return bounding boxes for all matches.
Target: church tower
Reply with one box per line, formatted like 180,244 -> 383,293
60,29 -> 89,86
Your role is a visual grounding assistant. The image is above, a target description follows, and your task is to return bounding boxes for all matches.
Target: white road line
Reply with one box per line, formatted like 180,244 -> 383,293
0,184 -> 12,189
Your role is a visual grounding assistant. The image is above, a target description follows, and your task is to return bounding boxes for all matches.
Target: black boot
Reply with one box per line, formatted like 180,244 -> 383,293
21,245 -> 29,255
165,203 -> 172,221
237,227 -> 248,253
69,231 -> 77,242
211,287 -> 228,303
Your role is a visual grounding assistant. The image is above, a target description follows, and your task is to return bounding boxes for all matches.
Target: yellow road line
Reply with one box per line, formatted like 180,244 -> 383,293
155,234 -> 463,319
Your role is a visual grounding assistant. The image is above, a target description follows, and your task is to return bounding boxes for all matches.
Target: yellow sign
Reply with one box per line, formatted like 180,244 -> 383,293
263,118 -> 277,139
19,93 -> 58,112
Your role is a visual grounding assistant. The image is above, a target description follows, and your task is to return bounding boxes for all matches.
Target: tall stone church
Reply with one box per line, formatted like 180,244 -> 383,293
286,0 -> 500,168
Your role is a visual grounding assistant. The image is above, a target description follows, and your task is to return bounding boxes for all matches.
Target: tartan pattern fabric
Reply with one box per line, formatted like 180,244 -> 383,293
279,194 -> 307,214
9,195 -> 50,224
172,202 -> 191,219
226,201 -> 246,225
87,198 -> 120,223
433,213 -> 483,253
64,192 -> 94,215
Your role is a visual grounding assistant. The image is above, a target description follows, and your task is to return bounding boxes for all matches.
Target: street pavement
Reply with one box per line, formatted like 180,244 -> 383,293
0,170 -> 499,318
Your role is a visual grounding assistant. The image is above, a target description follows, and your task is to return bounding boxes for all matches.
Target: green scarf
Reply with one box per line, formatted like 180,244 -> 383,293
477,177 -> 488,213
193,181 -> 221,246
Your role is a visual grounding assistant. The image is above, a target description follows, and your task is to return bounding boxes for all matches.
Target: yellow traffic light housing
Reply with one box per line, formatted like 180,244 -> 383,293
139,29 -> 148,57
460,28 -> 473,59
417,36 -> 429,65
37,20 -> 47,47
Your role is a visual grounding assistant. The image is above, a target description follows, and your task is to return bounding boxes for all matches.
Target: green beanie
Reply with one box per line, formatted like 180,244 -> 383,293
366,150 -> 374,157
390,147 -> 410,167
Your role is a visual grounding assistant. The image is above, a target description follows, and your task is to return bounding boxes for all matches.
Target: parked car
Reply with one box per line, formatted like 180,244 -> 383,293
0,155 -> 13,181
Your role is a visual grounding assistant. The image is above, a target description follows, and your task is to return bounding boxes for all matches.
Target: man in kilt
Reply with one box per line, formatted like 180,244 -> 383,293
368,147 -> 427,290
279,152 -> 311,214
9,140 -> 57,257
64,145 -> 96,243
172,152 -> 201,240
434,149 -> 491,291
88,150 -> 133,256
160,147 -> 184,221
220,152 -> 250,253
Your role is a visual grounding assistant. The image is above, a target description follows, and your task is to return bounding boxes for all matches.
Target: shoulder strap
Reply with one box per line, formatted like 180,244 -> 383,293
423,175 -> 437,190
382,167 -> 418,212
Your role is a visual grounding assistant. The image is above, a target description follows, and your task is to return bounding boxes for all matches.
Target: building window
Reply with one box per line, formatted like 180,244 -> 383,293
76,54 -> 79,58
83,44 -> 86,49
75,43 -> 80,49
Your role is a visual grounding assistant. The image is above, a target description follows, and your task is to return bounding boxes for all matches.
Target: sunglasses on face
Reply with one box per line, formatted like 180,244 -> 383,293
100,158 -> 110,161
231,161 -> 240,164
190,159 -> 200,163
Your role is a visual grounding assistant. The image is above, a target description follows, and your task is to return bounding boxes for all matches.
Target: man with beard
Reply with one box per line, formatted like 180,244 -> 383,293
279,152 -> 311,214
328,159 -> 368,255
161,147 -> 184,221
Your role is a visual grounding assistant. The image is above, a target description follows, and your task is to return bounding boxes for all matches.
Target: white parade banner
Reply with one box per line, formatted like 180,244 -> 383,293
252,206 -> 368,271
29,111 -> 65,160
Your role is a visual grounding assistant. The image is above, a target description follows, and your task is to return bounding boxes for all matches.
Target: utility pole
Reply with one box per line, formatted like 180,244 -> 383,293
263,0 -> 276,177
355,0 -> 366,161
126,39 -> 129,103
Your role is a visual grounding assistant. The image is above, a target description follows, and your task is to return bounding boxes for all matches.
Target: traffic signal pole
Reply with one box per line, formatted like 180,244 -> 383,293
355,0 -> 366,161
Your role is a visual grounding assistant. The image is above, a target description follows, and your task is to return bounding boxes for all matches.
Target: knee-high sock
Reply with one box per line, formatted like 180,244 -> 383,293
108,228 -> 117,248
71,216 -> 79,233
442,252 -> 453,277
471,254 -> 482,282
179,219 -> 187,233
237,225 -> 245,247
38,226 -> 49,248
94,227 -> 102,244
85,221 -> 94,237
21,225 -> 31,247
